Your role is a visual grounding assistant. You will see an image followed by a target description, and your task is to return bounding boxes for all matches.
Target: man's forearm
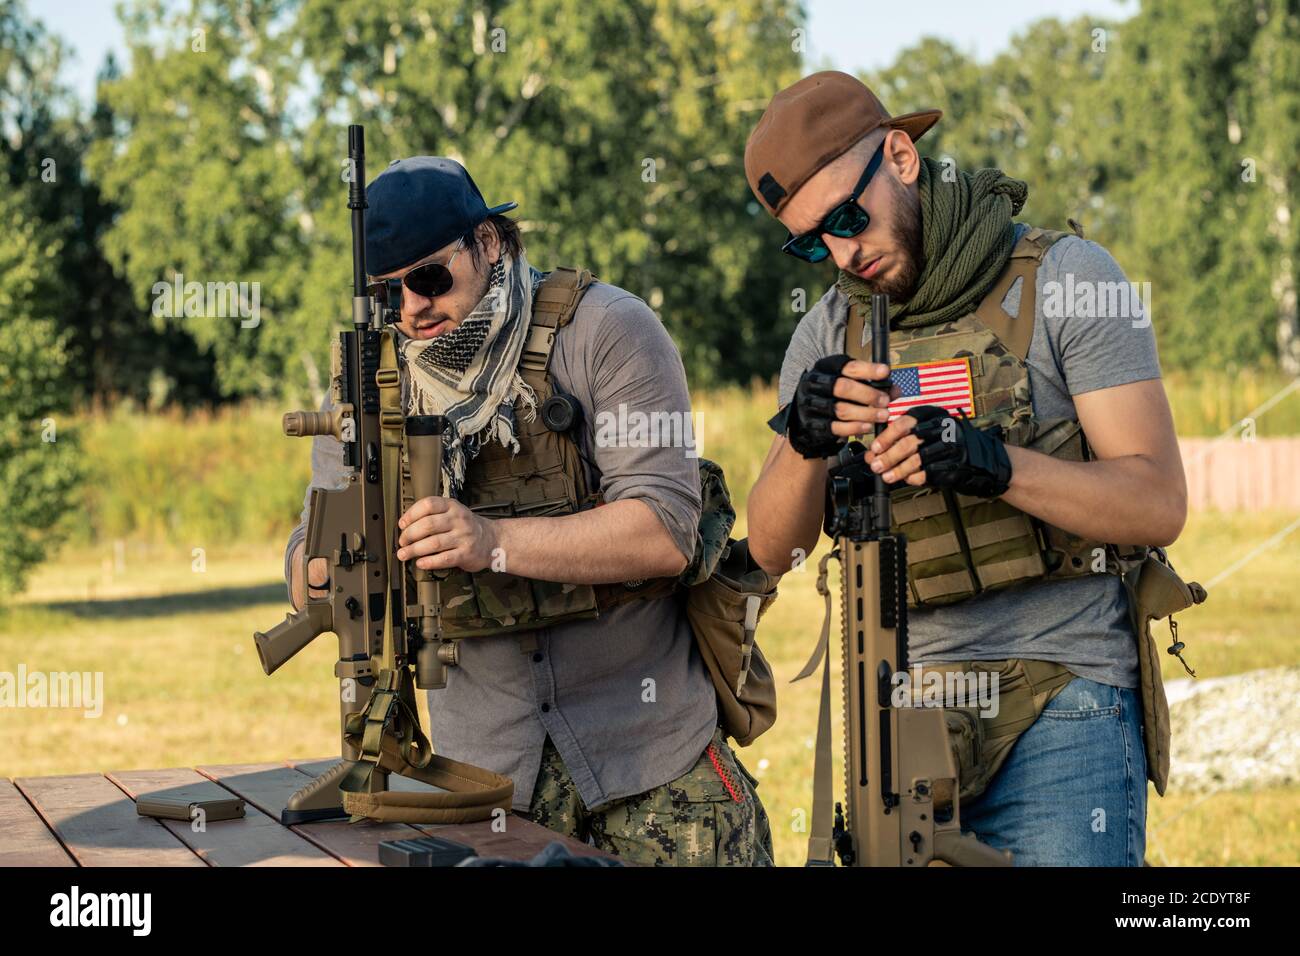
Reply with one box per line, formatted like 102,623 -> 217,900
1002,445 -> 1187,547
491,498 -> 688,583
746,437 -> 829,576
293,503 -> 684,597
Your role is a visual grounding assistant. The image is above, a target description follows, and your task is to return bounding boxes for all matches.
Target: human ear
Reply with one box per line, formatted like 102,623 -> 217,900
885,129 -> 921,187
479,221 -> 502,265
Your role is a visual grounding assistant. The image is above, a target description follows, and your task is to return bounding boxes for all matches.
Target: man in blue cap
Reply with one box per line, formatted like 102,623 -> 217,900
283,155 -> 773,866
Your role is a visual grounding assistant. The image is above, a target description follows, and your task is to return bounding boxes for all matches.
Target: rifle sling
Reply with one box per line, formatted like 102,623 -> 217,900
795,551 -> 838,865
341,726 -> 514,824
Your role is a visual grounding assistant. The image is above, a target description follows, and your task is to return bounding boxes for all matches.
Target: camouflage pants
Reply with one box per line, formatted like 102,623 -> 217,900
523,726 -> 774,866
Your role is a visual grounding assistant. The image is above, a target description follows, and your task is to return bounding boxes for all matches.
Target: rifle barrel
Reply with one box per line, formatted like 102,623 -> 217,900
871,293 -> 891,535
348,124 -> 369,319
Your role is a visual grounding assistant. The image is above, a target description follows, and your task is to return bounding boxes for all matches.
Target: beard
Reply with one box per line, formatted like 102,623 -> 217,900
863,178 -> 925,302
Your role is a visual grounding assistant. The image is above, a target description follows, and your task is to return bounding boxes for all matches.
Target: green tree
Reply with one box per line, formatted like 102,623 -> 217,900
1110,0 -> 1275,370
870,6 -> 1300,373
0,187 -> 80,597
90,0 -> 812,398
87,0 -> 308,400
1229,0 -> 1300,374
3,0 -> 217,408
0,0 -> 81,597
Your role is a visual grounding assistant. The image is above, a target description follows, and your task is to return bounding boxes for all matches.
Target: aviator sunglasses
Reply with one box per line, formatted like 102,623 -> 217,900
372,237 -> 466,307
781,141 -> 885,263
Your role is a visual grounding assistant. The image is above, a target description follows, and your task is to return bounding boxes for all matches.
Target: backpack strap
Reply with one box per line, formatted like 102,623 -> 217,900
971,227 -> 1071,363
521,266 -> 594,373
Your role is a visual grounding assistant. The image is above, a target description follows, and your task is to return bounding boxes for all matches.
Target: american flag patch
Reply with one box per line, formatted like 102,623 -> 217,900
888,358 -> 975,422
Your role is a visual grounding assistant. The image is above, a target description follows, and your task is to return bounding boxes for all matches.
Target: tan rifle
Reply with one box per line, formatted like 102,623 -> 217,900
796,293 -> 1010,867
252,125 -> 512,825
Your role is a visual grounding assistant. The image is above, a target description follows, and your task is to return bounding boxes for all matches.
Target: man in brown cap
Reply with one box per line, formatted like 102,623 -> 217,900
745,71 -> 1191,866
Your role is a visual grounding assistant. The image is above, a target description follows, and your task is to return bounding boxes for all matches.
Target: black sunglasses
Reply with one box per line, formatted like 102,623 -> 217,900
781,142 -> 885,263
371,238 -> 465,308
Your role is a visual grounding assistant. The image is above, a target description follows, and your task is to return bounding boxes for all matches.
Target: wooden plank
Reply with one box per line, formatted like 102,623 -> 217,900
14,773 -> 205,867
197,762 -> 426,867
287,759 -> 618,863
206,761 -> 618,865
0,779 -> 75,867
107,768 -> 340,868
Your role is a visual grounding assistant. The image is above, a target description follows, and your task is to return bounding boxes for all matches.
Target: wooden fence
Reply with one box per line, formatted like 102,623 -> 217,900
1180,438 -> 1300,512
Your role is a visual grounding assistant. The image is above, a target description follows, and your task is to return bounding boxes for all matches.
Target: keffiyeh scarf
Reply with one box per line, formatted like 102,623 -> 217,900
400,250 -> 544,497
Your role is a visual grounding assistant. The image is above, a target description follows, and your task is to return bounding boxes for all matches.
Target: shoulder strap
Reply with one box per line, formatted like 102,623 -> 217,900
971,227 -> 1070,363
521,266 -> 594,373
340,715 -> 515,823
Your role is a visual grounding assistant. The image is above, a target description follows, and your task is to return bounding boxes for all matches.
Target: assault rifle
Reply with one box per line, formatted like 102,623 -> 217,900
252,125 -> 512,825
798,292 -> 1010,866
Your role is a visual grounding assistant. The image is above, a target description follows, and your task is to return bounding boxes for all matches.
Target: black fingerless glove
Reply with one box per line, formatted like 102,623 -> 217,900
768,354 -> 853,459
910,405 -> 1013,498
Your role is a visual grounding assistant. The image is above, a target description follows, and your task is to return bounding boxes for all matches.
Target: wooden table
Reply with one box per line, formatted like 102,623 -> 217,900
3,758 -> 616,867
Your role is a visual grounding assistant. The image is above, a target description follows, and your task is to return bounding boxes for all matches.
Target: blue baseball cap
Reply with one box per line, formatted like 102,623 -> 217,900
365,156 -> 518,276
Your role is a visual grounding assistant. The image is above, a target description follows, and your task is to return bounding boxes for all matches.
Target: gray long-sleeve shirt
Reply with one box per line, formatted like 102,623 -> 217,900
285,279 -> 716,811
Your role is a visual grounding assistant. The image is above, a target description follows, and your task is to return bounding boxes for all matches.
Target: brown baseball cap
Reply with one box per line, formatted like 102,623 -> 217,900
744,70 -> 942,216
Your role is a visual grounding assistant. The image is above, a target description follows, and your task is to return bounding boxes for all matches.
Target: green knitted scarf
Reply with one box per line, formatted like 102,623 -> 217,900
837,157 -> 1028,329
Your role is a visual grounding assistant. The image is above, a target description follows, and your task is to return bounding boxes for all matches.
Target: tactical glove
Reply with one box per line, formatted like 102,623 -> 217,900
768,354 -> 855,459
910,405 -> 1013,498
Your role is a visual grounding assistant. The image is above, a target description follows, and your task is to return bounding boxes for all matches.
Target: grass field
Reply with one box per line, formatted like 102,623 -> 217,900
58,370 -> 1300,549
3,382 -> 1299,865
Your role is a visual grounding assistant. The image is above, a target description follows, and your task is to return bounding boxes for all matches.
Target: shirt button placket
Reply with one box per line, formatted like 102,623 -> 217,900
531,631 -> 557,722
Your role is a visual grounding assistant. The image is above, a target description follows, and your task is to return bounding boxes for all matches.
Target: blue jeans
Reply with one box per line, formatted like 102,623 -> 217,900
960,677 -> 1148,866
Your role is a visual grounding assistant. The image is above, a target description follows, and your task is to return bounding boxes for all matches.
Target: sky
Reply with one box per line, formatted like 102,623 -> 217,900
44,0 -> 1138,107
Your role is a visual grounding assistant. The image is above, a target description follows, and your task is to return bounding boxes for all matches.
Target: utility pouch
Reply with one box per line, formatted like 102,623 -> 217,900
942,706 -> 986,802
912,658 -> 1075,803
677,461 -> 779,746
888,418 -> 1144,607
1122,550 -> 1207,796
439,493 -> 602,638
685,538 -> 780,747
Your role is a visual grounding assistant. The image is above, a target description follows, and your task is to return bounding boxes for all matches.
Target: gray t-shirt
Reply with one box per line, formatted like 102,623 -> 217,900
286,279 -> 717,810
776,224 -> 1162,688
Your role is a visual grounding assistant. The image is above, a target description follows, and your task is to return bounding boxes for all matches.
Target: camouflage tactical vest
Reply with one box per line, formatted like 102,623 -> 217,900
429,268 -> 679,637
844,227 -> 1147,607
